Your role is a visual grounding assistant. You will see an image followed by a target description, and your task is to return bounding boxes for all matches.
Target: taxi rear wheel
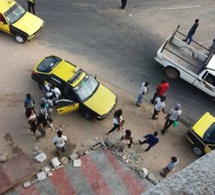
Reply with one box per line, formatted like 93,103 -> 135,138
14,34 -> 26,44
192,146 -> 203,156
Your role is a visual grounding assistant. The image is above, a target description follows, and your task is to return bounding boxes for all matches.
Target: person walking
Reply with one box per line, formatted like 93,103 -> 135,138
39,101 -> 54,130
136,81 -> 150,107
53,130 -> 67,155
139,131 -> 159,152
160,156 -> 179,178
183,19 -> 199,45
35,114 -> 47,141
121,0 -> 127,9
26,109 -> 37,135
27,0 -> 36,15
152,96 -> 166,120
24,93 -> 35,115
108,109 -> 124,134
151,79 -> 169,104
161,103 -> 182,135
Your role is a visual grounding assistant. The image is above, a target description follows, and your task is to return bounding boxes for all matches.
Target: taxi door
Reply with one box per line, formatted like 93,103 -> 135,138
54,99 -> 79,115
0,14 -> 10,34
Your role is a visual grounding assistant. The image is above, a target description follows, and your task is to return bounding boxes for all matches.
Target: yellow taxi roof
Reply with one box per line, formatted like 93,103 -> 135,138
0,0 -> 16,13
192,112 -> 215,138
52,60 -> 86,87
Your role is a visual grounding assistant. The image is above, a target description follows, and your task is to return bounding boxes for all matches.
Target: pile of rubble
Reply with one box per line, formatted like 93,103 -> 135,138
103,132 -> 159,185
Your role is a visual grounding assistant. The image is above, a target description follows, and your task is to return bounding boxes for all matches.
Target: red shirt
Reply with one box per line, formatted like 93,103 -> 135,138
157,82 -> 169,96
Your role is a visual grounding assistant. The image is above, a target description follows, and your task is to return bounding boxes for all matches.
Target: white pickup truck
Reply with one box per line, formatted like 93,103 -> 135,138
155,25 -> 215,97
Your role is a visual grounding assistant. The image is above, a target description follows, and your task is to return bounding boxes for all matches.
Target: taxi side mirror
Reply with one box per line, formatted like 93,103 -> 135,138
94,75 -> 97,80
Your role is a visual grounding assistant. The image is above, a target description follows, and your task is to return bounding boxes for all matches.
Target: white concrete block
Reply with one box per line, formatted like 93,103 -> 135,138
73,159 -> 81,167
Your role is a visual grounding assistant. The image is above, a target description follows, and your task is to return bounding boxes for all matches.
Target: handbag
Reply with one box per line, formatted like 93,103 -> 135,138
173,120 -> 178,127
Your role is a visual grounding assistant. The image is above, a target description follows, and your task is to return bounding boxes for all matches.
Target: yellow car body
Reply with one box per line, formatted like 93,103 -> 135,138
185,112 -> 215,156
0,0 -> 44,43
31,56 -> 117,120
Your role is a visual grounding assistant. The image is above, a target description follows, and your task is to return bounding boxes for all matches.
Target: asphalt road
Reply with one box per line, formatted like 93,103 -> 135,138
10,0 -> 215,121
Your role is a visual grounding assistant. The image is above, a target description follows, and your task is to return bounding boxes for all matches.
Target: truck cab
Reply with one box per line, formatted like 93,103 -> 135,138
0,0 -> 44,43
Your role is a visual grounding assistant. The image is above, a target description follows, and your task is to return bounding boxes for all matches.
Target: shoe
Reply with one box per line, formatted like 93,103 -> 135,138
136,104 -> 141,107
34,138 -> 38,142
161,130 -> 165,135
160,172 -> 165,177
152,117 -> 158,120
150,100 -> 154,104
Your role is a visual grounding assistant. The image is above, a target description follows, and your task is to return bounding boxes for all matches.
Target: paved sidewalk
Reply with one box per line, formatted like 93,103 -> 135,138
9,148 -> 153,195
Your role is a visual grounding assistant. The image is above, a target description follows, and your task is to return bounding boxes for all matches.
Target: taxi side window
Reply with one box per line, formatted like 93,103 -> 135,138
0,14 -> 6,24
64,85 -> 77,101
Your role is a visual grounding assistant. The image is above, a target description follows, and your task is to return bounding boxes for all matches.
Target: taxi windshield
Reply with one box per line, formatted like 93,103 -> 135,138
74,75 -> 98,101
5,3 -> 25,24
203,123 -> 215,141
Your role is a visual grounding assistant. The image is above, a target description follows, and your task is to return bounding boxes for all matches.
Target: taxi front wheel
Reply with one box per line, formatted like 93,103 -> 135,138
14,34 -> 26,44
192,146 -> 203,156
81,110 -> 93,121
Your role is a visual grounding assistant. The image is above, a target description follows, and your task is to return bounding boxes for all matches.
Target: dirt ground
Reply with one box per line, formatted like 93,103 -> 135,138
0,40 -> 198,179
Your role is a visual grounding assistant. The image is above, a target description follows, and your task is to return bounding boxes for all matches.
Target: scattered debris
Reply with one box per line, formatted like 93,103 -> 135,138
36,171 -> 47,181
23,181 -> 31,188
51,157 -> 63,170
34,152 -> 47,163
73,159 -> 81,167
69,153 -> 78,160
60,156 -> 70,165
0,153 -> 7,162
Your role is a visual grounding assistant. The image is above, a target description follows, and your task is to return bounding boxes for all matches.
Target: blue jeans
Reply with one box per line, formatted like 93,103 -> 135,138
136,94 -> 143,105
184,32 -> 193,45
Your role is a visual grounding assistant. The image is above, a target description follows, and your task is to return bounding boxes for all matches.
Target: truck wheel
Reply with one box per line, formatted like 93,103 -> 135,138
192,146 -> 203,156
164,67 -> 179,79
14,34 -> 26,44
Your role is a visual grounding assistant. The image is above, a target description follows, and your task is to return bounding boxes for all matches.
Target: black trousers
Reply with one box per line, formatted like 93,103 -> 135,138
108,124 -> 120,134
121,0 -> 127,9
139,140 -> 152,151
163,118 -> 174,133
152,109 -> 159,119
28,2 -> 35,14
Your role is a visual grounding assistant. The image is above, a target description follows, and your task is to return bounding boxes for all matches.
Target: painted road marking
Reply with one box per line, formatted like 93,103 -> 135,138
160,5 -> 201,10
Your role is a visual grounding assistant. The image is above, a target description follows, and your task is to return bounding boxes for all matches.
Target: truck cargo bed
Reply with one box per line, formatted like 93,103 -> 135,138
161,36 -> 208,74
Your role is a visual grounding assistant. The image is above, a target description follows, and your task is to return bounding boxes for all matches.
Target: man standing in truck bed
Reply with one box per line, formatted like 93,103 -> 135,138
183,19 -> 199,45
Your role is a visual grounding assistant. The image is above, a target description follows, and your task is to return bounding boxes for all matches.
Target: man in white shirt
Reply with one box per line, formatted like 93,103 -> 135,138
136,81 -> 150,107
53,130 -> 67,154
152,96 -> 166,120
51,86 -> 61,100
161,103 -> 182,135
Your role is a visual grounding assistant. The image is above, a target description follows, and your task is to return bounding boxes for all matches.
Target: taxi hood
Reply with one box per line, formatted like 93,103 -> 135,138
192,112 -> 215,138
83,84 -> 116,116
12,12 -> 44,35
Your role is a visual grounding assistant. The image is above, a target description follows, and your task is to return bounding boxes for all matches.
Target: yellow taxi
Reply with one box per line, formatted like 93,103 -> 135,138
0,0 -> 44,43
185,112 -> 215,156
31,56 -> 117,120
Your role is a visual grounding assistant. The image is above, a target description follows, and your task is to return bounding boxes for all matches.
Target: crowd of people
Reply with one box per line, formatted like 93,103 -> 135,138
24,78 -> 181,177
108,79 -> 181,177
24,83 -> 67,155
